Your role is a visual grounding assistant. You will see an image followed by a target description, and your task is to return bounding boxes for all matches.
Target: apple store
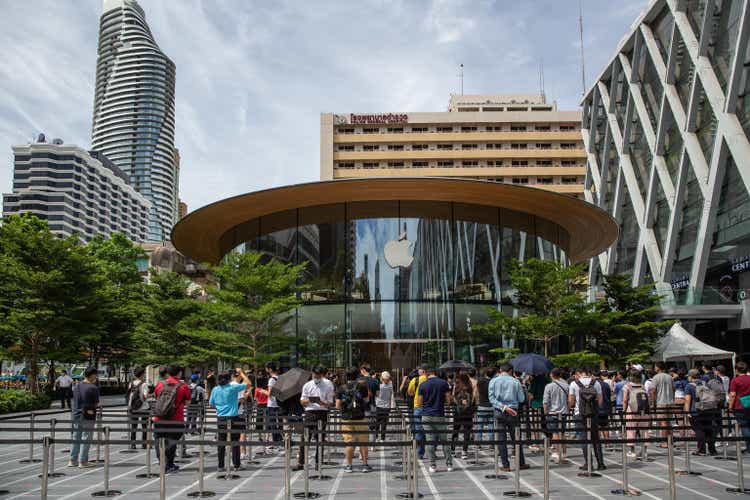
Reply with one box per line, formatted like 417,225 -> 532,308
172,178 -> 617,371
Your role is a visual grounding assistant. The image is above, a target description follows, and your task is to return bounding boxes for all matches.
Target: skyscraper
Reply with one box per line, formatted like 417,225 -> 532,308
92,0 -> 178,241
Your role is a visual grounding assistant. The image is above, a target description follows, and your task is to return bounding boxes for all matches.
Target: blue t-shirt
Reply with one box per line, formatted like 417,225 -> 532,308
418,377 -> 450,417
209,383 -> 247,417
614,380 -> 626,407
685,381 -> 699,414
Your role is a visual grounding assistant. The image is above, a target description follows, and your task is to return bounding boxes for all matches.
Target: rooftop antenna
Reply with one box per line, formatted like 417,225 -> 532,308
579,0 -> 587,96
459,63 -> 464,95
538,59 -> 546,101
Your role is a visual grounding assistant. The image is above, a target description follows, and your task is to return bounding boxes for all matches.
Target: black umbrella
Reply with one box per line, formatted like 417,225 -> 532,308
271,367 -> 311,402
438,360 -> 475,371
510,353 -> 553,375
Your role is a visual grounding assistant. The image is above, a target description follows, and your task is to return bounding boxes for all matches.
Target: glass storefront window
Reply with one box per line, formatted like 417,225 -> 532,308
651,179 -> 670,255
454,203 -> 500,302
616,184 -> 638,276
629,117 -> 652,200
298,204 -> 347,302
671,160 -> 702,302
706,0 -> 743,92
297,304 -> 345,369
348,201 -> 399,301
636,39 -> 664,131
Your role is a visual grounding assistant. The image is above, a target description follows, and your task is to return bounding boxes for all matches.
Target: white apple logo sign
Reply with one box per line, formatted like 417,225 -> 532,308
384,231 -> 413,269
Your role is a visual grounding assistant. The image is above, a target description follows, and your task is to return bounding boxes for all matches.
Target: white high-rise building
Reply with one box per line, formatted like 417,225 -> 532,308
92,0 -> 178,241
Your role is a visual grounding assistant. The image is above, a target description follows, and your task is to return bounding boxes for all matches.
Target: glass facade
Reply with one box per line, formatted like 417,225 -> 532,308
234,201 -> 568,370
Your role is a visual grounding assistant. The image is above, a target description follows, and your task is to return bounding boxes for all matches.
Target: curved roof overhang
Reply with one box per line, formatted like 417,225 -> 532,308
172,177 -> 618,264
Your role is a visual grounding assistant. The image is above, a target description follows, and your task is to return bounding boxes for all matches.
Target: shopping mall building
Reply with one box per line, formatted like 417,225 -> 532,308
172,178 -> 616,370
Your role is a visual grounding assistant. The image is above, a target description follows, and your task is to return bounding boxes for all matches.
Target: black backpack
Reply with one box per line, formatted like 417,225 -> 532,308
576,379 -> 598,418
596,379 -> 612,415
455,388 -> 474,414
127,380 -> 144,412
340,382 -> 367,420
153,382 -> 182,419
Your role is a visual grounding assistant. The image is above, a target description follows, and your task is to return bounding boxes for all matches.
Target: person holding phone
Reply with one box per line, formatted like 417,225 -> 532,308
488,363 -> 527,472
68,366 -> 100,468
295,366 -> 334,470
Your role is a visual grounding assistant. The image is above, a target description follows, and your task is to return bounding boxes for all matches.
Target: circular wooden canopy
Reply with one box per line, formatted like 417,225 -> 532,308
171,177 -> 618,264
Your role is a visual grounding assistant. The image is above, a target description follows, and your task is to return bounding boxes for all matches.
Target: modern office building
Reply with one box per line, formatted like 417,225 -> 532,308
582,0 -> 750,351
172,178 -> 616,370
321,94 -> 586,197
2,139 -> 150,243
92,0 -> 179,241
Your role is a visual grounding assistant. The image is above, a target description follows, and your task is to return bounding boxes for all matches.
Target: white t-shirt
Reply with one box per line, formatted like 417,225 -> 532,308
56,375 -> 73,388
300,378 -> 334,412
568,377 -> 603,416
267,375 -> 279,408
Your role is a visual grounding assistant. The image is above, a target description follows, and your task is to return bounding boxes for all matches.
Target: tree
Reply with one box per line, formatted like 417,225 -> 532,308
587,274 -> 672,366
476,259 -> 589,357
0,214 -> 102,392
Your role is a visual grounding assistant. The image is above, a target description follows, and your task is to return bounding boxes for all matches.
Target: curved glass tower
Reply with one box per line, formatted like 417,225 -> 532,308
92,0 -> 178,241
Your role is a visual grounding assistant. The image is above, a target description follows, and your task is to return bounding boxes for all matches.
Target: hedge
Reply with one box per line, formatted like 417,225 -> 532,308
0,390 -> 52,414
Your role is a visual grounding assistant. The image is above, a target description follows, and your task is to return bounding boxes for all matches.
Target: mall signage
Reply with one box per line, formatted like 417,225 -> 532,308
350,113 -> 409,124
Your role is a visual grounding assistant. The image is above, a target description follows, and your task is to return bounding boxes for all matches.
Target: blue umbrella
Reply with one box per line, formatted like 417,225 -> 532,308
510,353 -> 553,375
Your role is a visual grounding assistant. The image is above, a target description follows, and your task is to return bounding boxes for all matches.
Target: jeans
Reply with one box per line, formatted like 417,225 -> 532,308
451,410 -> 473,452
412,407 -> 425,458
476,406 -> 494,443
376,407 -> 390,441
422,415 -> 452,467
735,410 -> 750,451
154,421 -> 183,469
267,406 -> 282,443
69,415 -> 94,463
494,411 -> 525,468
217,416 -> 243,469
691,411 -> 718,454
575,415 -> 603,466
58,387 -> 72,409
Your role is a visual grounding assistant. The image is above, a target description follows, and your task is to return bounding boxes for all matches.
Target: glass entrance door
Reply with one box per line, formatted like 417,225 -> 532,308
346,339 -> 455,371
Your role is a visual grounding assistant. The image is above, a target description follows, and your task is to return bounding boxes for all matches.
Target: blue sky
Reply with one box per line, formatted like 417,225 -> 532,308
0,0 -> 646,213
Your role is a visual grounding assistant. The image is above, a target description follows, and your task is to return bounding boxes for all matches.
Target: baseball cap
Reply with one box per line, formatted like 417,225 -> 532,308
190,374 -> 200,381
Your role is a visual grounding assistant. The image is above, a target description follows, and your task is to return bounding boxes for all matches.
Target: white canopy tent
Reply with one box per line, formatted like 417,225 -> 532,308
652,322 -> 735,369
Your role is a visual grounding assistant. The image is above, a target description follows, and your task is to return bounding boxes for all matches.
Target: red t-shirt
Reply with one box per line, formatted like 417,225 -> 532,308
730,374 -> 750,411
254,387 -> 268,405
153,377 -> 192,422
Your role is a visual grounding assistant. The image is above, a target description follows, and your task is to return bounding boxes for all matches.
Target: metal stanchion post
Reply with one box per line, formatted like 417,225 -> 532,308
90,407 -> 104,464
502,426 -> 530,497
92,427 -> 122,497
284,432 -> 292,500
485,424 -> 508,480
612,418 -> 639,495
468,412 -> 483,466
293,426 -> 320,499
667,434 -> 677,500
40,418 -> 65,478
727,419 -> 750,494
40,436 -> 50,500
120,411 -> 139,454
187,425 -> 215,498
246,410 -> 259,464
543,435 -> 550,500
159,437 -> 166,500
20,412 -> 41,463
397,434 -> 423,498
310,419 -> 331,480
136,419 -> 158,478
676,413 -> 701,476
718,409 -> 737,461
578,417 -> 601,478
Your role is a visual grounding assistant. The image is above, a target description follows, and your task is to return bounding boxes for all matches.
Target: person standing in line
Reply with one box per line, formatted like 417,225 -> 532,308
187,373 -> 206,435
569,366 -> 605,471
295,366 -> 335,471
153,365 -> 191,474
650,362 -> 675,447
126,366 -> 150,448
205,369 -> 216,400
375,371 -> 393,442
488,363 -> 528,472
543,368 -> 569,463
621,369 -> 650,459
68,366 -> 100,468
337,367 -> 372,473
359,363 -> 379,443
209,368 -> 251,471
231,370 -> 251,461
254,376 -> 269,450
407,365 -> 428,459
418,367 -> 453,473
684,368 -> 719,455
729,361 -> 750,453
475,367 -> 495,448
55,370 -> 74,409
451,371 -> 476,459
264,362 -> 283,451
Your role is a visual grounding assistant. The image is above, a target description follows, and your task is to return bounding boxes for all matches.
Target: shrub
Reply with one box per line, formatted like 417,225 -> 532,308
0,390 -> 52,414
550,350 -> 603,369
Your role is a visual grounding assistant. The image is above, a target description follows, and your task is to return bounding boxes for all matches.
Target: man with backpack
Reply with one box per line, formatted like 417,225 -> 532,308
685,368 -> 724,455
186,373 -> 206,435
418,367 -> 453,473
264,361 -> 283,450
621,369 -> 650,459
543,368 -> 569,463
359,363 -> 379,444
126,366 -> 149,449
568,366 -> 605,470
336,366 -> 372,473
152,365 -> 191,473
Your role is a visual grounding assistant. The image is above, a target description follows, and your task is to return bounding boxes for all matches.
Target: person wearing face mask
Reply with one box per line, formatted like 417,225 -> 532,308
294,366 -> 335,471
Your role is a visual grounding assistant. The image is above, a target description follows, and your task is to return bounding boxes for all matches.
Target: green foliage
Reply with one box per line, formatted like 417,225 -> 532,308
476,259 -> 588,357
0,390 -> 51,414
550,350 -> 603,369
487,347 -> 520,366
586,274 -> 672,366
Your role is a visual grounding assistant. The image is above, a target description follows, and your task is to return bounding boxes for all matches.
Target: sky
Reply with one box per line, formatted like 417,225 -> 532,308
0,0 -> 647,213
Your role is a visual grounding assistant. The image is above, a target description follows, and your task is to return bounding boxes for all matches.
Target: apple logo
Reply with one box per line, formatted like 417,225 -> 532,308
384,231 -> 413,269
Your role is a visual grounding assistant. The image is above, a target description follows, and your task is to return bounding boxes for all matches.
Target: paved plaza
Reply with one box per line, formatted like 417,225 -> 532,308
0,404 -> 747,499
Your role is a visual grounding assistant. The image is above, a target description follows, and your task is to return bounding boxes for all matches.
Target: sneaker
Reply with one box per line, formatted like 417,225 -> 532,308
519,464 -> 530,470
67,460 -> 78,467
429,465 -> 437,473
550,453 -> 560,462
361,464 -> 372,473
240,453 -> 248,460
528,445 -> 540,453
446,466 -> 453,472
460,452 -> 468,460
79,462 -> 97,468
500,466 -> 512,472
344,465 -> 353,473
166,465 -> 180,474
626,451 -> 637,459
292,465 -> 304,471
597,464 -> 607,471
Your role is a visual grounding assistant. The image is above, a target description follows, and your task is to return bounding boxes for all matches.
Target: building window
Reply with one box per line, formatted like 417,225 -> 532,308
411,127 -> 428,133
362,127 -> 379,133
536,143 -> 552,149
437,161 -> 454,167
510,125 -> 528,132
387,162 -> 404,167
461,126 -> 477,132
339,128 -> 354,134
511,143 -> 528,149
486,126 -> 503,132
535,125 -> 551,131
512,177 -> 529,184
411,144 -> 428,150
561,160 -> 577,166
363,145 -> 379,151
337,145 -> 354,151
562,176 -> 579,184
412,161 -> 428,167
338,162 -> 354,169
512,160 -> 529,166
536,160 -> 552,166
387,127 -> 403,133
560,143 -> 577,149
487,160 -> 504,166
437,144 -> 454,150
387,145 -> 404,151
363,162 -> 379,169
437,127 -> 453,133
461,144 -> 478,150
537,177 -> 553,184
559,125 -> 576,131
462,161 -> 479,166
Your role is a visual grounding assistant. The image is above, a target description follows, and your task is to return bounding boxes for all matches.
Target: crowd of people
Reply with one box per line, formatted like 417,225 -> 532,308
61,358 -> 750,476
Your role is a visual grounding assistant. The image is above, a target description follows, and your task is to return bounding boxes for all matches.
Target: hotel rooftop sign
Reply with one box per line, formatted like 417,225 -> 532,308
349,113 -> 408,124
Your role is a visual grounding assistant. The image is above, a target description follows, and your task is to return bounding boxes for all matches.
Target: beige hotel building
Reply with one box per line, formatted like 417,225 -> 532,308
320,93 -> 586,197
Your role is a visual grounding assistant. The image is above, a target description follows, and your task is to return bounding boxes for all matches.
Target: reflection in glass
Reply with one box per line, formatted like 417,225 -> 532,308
454,204 -> 500,302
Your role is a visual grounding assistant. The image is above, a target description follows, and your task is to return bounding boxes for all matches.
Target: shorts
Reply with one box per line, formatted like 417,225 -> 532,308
656,405 -> 673,420
342,420 -> 368,444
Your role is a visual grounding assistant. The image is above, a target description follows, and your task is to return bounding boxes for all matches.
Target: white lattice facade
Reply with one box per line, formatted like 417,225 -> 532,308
583,0 -> 750,316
